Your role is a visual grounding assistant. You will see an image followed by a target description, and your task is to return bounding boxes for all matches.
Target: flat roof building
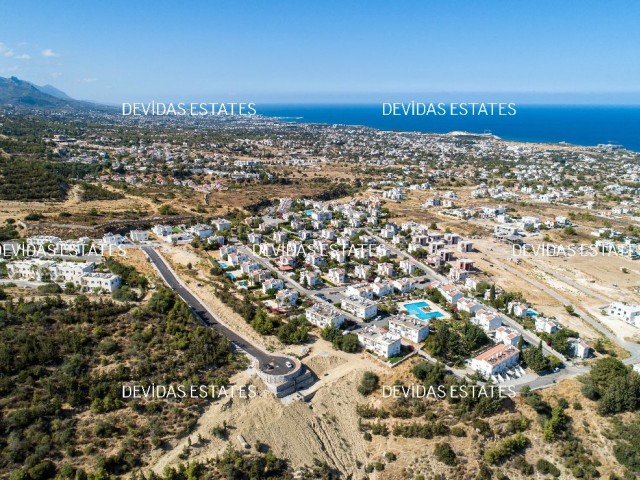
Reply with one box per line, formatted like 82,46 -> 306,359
388,314 -> 429,343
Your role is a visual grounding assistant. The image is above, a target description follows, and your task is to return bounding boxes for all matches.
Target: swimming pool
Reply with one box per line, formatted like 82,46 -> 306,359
218,261 -> 229,268
526,309 -> 538,316
227,271 -> 236,280
304,209 -> 313,216
404,301 -> 444,321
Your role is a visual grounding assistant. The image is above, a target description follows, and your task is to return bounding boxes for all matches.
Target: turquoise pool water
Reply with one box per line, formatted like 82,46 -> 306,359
304,209 -> 313,215
218,261 -> 229,268
527,309 -> 538,316
227,271 -> 236,280
404,301 -> 444,321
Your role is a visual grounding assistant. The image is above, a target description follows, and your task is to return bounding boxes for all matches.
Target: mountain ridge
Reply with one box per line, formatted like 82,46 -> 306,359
0,76 -> 108,111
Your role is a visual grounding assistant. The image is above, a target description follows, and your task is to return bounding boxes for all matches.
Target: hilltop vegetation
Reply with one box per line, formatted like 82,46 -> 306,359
0,288 -> 241,479
0,157 -> 68,201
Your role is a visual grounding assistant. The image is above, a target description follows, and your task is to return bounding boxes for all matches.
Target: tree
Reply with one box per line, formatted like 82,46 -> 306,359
338,334 -> 360,353
543,404 -> 568,442
358,371 -> 379,396
434,443 -> 457,466
522,342 -> 549,373
589,357 -> 628,390
411,361 -> 446,388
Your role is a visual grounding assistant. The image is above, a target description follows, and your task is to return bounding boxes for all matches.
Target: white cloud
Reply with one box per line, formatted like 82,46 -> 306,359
80,77 -> 97,83
41,48 -> 60,58
0,43 -> 31,59
51,72 -> 63,79
0,66 -> 20,74
0,43 -> 14,57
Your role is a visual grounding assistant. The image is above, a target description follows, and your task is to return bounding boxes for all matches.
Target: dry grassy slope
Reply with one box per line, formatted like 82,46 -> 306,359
144,351 -> 630,480
148,365 -> 374,479
351,359 -> 627,480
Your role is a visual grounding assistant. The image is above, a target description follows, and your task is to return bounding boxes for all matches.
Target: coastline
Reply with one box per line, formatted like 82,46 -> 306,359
257,104 -> 640,153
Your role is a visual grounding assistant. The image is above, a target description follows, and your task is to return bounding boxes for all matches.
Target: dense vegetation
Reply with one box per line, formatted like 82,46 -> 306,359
132,446 -> 292,480
0,288 -> 240,479
580,357 -> 640,415
209,268 -> 309,345
321,324 -> 361,353
424,320 -> 489,364
0,157 -> 68,201
79,182 -> 125,201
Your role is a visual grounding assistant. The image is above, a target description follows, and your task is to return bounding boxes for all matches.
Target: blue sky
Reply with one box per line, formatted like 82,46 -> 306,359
1,0 -> 639,103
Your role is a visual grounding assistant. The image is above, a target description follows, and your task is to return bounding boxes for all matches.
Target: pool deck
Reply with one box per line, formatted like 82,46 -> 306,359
400,299 -> 450,321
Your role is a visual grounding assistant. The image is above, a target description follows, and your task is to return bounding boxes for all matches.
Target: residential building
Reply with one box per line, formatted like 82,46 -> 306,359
535,317 -> 560,334
81,273 -> 122,293
392,278 -> 416,294
305,303 -> 345,328
354,264 -> 371,280
302,270 -> 321,287
262,278 -> 284,294
102,233 -> 126,245
388,314 -> 429,343
129,230 -> 148,242
346,283 -> 375,300
495,326 -> 522,347
152,225 -> 172,237
189,224 -> 213,238
471,344 -> 520,377
377,262 -> 395,277
276,289 -> 298,307
372,281 -> 392,297
399,259 -> 416,274
328,268 -> 346,285
341,297 -> 378,319
227,252 -> 248,266
212,218 -> 232,231
570,338 -> 592,359
472,309 -> 503,332
357,326 -> 401,358
607,302 -> 640,327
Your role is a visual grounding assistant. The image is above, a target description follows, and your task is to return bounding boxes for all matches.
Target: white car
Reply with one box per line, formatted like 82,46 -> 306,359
285,361 -> 293,369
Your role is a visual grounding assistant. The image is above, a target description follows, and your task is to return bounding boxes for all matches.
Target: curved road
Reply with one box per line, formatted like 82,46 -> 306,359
141,246 -> 297,376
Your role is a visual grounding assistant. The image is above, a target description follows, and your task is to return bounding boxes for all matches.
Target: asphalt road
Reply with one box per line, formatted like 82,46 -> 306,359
141,246 -> 296,376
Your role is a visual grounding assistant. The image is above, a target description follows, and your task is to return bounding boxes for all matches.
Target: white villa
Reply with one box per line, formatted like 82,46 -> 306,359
357,326 -> 401,358
6,259 -> 121,293
306,303 -> 346,328
341,297 -> 378,319
388,314 -> 429,343
607,302 -> 640,328
471,344 -> 520,377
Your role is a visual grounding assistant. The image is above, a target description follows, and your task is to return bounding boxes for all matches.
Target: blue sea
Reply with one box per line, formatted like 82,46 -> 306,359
258,104 -> 640,153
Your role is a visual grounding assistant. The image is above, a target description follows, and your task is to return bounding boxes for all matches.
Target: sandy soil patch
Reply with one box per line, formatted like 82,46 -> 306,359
147,358 -> 375,479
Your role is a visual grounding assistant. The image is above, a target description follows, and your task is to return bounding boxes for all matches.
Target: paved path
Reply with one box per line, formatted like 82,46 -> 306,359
142,246 -> 297,376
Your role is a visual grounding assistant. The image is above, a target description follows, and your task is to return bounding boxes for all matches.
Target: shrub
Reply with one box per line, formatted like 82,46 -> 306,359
434,443 -> 457,466
536,458 -> 561,477
513,456 -> 533,475
37,283 -> 62,294
484,433 -> 529,464
358,371 -> 379,396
